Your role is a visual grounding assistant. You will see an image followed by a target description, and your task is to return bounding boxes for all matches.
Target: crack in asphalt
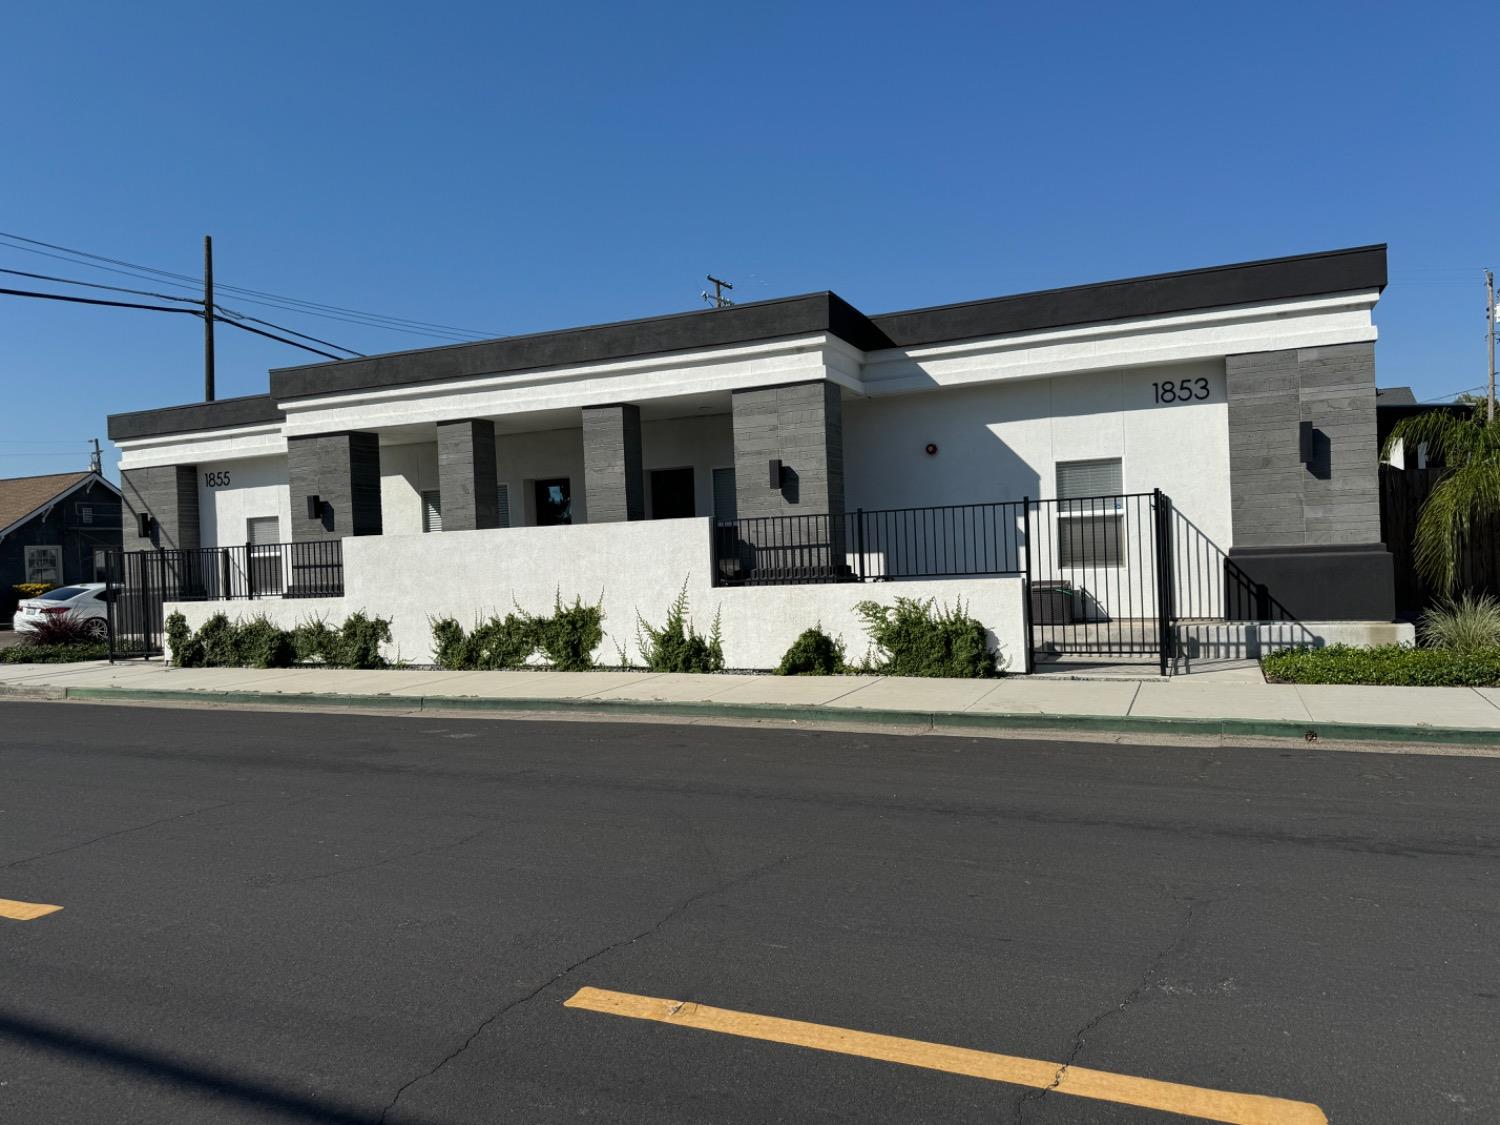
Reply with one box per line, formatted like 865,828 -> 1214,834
374,849 -> 807,1125
0,799 -> 239,870
1012,897 -> 1201,1123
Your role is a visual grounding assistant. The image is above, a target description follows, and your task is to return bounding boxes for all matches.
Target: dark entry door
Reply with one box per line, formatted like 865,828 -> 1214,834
650,468 -> 695,519
533,478 -> 572,526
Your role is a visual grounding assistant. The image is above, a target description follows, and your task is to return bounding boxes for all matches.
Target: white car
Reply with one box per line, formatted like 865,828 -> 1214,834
14,583 -> 109,639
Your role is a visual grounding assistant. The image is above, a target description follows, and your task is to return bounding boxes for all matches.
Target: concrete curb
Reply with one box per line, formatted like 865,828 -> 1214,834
48,684 -> 1500,748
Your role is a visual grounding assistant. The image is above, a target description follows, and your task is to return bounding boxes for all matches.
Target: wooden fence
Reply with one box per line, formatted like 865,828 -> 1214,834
1380,465 -> 1500,612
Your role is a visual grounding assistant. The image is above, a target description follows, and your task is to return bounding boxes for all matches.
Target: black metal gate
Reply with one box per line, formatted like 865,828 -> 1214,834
104,541 -> 344,659
1026,490 -> 1178,672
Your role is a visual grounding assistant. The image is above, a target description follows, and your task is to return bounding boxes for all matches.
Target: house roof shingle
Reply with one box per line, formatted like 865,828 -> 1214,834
0,471 -> 95,531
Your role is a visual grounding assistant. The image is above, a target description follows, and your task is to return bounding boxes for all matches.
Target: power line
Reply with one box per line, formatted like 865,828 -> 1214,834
0,285 -> 352,360
0,265 -> 363,357
0,231 -> 502,341
0,266 -> 202,305
0,286 -> 201,316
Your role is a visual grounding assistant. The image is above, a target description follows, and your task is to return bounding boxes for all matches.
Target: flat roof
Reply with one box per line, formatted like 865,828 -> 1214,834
109,244 -> 1387,441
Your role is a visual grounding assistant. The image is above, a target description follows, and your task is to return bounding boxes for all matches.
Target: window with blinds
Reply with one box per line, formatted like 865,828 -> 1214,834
246,516 -> 283,595
246,516 -> 280,545
1055,458 -> 1124,567
712,467 -> 737,524
496,483 -> 510,529
422,491 -> 442,533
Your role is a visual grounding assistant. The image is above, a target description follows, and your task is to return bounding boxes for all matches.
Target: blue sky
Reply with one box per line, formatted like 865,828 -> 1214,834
2,1 -> 1493,480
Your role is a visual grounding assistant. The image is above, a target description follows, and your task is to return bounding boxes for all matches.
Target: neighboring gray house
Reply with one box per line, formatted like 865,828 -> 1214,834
0,470 -> 122,620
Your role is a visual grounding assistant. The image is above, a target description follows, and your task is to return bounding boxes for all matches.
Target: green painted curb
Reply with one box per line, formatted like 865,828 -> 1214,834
54,684 -> 1500,747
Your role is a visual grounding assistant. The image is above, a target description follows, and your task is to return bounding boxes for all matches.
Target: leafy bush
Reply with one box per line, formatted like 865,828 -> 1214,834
234,615 -> 295,668
1419,592 -> 1500,653
776,626 -> 846,676
334,612 -> 392,670
1262,643 -> 1500,687
432,593 -> 605,671
431,617 -> 467,670
533,594 -> 603,672
855,597 -> 999,678
14,583 -> 55,599
636,583 -> 723,673
165,611 -> 192,662
19,612 -> 103,647
169,612 -> 391,669
0,643 -> 108,664
195,614 -> 239,668
291,618 -> 339,664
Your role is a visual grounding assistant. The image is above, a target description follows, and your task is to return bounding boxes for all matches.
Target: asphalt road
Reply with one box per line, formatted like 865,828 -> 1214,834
1,702 -> 1496,1124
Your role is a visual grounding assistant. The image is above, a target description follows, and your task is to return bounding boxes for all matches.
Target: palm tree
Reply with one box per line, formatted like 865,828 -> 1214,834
1383,401 -> 1500,593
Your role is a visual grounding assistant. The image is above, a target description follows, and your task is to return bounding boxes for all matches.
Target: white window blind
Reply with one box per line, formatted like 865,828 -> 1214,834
1056,458 -> 1123,499
712,467 -> 737,523
1055,458 -> 1124,568
422,490 -> 442,533
496,483 -> 510,529
246,516 -> 280,546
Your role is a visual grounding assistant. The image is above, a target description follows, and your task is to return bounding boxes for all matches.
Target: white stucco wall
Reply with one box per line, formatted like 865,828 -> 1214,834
380,442 -> 439,536
843,360 -> 1231,620
164,518 -> 1026,671
196,455 -> 293,549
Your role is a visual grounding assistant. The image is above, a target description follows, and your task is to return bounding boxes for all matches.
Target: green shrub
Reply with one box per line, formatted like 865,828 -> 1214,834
195,614 -> 238,667
234,615 -> 295,668
534,593 -> 603,671
636,583 -> 723,673
1420,592 -> 1500,653
431,617 -> 467,670
331,612 -> 392,669
1,642 -> 108,664
855,597 -> 999,678
1262,643 -> 1500,687
776,626 -> 846,676
291,618 -> 339,664
465,612 -> 537,669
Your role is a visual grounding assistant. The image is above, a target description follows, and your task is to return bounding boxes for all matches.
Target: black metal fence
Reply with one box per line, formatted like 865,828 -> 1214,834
712,491 -> 1239,672
1026,492 -> 1174,670
713,501 -> 1026,586
105,541 -> 342,658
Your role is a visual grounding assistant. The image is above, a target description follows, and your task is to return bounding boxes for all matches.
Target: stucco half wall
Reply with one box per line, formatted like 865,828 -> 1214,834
164,518 -> 1027,671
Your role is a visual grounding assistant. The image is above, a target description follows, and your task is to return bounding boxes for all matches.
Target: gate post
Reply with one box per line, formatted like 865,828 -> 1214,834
1021,498 -> 1034,674
1153,490 -> 1177,676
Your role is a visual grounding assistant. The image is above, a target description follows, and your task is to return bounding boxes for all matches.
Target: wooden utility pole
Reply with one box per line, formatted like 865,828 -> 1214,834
1488,268 -> 1496,423
204,235 -> 216,402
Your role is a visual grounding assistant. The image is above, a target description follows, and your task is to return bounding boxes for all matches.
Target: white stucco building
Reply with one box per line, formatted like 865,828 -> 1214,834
107,245 -> 1396,670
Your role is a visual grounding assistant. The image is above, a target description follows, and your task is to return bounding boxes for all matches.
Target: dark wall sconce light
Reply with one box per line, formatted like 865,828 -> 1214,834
306,494 -> 323,520
1298,421 -> 1315,465
768,459 -> 782,488
136,512 -> 152,537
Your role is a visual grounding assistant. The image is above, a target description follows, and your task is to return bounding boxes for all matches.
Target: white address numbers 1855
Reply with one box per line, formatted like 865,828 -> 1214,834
1152,377 -> 1210,404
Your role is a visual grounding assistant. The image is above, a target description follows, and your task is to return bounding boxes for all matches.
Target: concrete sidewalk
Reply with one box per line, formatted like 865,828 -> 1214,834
4,659 -> 1500,747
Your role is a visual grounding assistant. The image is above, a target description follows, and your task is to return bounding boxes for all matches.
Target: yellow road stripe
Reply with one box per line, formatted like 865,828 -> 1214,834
0,898 -> 63,922
565,987 -> 1325,1125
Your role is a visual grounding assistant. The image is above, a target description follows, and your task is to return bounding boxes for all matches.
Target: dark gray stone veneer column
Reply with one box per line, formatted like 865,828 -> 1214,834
287,432 -> 382,540
582,404 -> 644,522
121,465 -> 200,550
1224,341 -> 1393,620
731,381 -> 844,520
437,419 -> 499,531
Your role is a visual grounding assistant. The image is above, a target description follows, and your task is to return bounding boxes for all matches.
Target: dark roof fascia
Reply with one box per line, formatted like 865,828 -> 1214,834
868,244 -> 1388,349
107,394 -> 286,442
270,292 -> 893,402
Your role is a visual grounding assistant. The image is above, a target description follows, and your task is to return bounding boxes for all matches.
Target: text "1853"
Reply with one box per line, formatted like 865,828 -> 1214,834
1153,378 -> 1210,404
